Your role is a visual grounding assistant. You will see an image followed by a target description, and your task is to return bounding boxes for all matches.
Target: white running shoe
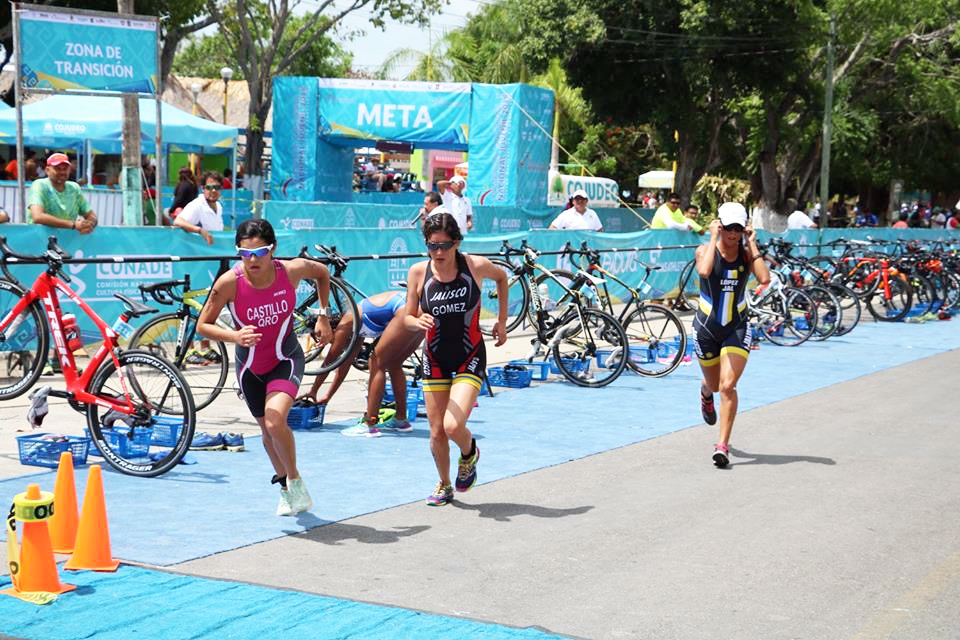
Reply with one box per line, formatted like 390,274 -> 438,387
276,489 -> 295,516
340,420 -> 382,437
287,477 -> 313,514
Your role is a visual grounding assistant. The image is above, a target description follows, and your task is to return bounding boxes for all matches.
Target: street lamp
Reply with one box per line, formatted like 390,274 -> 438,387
190,82 -> 202,116
220,67 -> 233,124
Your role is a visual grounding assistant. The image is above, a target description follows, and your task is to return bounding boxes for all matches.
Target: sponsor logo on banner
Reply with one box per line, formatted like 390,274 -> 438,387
81,254 -> 175,301
280,217 -> 315,231
344,208 -> 357,228
497,217 -> 522,232
388,237 -> 411,288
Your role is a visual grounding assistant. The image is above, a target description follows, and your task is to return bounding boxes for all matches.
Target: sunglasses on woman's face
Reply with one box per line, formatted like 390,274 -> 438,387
722,224 -> 745,232
236,244 -> 273,259
426,241 -> 455,251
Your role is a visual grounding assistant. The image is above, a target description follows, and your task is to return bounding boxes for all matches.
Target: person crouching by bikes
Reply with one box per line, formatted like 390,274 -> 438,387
693,202 -> 770,468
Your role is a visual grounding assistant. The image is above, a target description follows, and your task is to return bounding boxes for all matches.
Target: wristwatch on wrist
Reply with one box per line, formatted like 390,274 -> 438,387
317,307 -> 329,317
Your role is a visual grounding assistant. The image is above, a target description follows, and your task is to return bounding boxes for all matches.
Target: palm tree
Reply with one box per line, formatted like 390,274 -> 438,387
533,59 -> 593,171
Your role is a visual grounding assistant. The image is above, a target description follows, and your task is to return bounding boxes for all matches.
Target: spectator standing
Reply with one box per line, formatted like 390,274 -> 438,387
651,192 -> 702,232
6,150 -> 36,181
27,153 -> 97,233
417,191 -> 448,225
170,167 -> 199,216
549,189 -> 603,231
222,169 -> 234,190
948,209 -> 960,230
787,208 -> 818,230
438,175 -> 473,234
174,170 -> 224,245
892,212 -> 909,229
930,209 -> 947,229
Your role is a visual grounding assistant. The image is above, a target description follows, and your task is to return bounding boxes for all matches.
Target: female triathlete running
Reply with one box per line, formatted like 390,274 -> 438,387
299,290 -> 424,436
197,219 -> 333,515
404,213 -> 508,506
693,202 -> 770,468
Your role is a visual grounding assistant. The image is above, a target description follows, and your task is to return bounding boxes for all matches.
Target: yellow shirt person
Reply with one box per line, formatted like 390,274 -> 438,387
651,193 -> 702,232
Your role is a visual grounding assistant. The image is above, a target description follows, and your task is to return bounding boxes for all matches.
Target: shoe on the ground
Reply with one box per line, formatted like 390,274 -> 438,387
200,348 -> 222,363
42,362 -> 55,376
341,418 -> 382,438
276,489 -> 295,516
286,477 -> 313,514
701,390 -> 717,425
426,482 -> 454,506
189,431 -> 225,450
379,416 -> 412,432
184,349 -> 207,365
222,432 -> 245,452
455,440 -> 479,492
713,443 -> 730,468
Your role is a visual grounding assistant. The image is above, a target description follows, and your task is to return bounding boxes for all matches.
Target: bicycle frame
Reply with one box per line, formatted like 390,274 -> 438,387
1,270 -> 137,413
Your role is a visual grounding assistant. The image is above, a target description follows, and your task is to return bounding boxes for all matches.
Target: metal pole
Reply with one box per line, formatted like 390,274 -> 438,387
13,3 -> 25,224
818,13 -> 836,232
155,31 -> 163,227
118,0 -> 142,226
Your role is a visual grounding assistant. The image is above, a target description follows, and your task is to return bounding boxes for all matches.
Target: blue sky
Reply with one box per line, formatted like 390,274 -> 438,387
336,0 -> 483,75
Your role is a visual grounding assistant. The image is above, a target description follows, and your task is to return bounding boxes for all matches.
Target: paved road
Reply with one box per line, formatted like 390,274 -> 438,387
170,349 -> 960,639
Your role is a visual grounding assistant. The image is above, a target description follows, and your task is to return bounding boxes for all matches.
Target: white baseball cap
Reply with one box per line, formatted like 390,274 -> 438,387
717,202 -> 748,227
572,188 -> 588,200
450,175 -> 466,185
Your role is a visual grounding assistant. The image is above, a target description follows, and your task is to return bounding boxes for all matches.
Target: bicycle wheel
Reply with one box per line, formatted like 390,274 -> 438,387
301,277 -> 360,376
86,350 -> 196,477
0,280 -> 47,400
806,285 -> 841,341
480,259 -> 530,336
942,273 -> 960,311
866,274 -> 912,322
550,307 -> 628,387
127,312 -> 229,412
673,258 -> 699,312
531,269 -> 580,323
622,303 -> 687,377
755,287 -> 817,347
908,273 -> 936,315
827,283 -> 862,336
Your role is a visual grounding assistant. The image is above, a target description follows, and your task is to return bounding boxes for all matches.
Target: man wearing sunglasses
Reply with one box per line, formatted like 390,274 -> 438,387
174,170 -> 225,245
651,192 -> 703,233
549,188 -> 603,231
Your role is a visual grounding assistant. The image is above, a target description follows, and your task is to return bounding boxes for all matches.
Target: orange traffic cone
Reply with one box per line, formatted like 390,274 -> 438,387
64,465 -> 119,572
49,451 -> 79,554
1,483 -> 76,601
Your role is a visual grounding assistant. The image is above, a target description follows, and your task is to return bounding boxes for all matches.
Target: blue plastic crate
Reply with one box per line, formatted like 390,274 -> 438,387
289,403 -> 325,430
150,416 -> 184,447
508,360 -> 551,381
17,433 -> 90,468
100,426 -> 151,459
487,366 -> 533,388
383,381 -> 424,421
549,357 -> 591,375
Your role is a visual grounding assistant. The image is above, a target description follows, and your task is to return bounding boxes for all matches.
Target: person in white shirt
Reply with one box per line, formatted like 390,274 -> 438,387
174,171 -> 225,245
549,189 -> 603,231
437,175 -> 473,234
786,209 -> 817,230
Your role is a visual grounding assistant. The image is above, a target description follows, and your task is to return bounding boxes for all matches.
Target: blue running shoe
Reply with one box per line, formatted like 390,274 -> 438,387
222,432 -> 245,452
426,482 -> 453,506
455,440 -> 479,492
379,416 -> 413,432
189,432 -> 225,450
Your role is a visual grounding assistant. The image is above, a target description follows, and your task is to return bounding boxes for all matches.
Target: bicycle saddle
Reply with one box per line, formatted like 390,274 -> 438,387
114,293 -> 158,318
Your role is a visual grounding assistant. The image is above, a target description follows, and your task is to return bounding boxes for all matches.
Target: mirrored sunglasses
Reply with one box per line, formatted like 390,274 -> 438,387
236,244 -> 273,259
426,241 -> 455,251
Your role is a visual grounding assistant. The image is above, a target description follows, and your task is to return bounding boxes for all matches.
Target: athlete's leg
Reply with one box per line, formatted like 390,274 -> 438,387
302,310 -> 357,401
314,340 -> 363,404
369,316 -> 424,421
425,386 -> 452,485
262,390 -> 299,479
445,378 -> 481,454
716,351 -> 748,446
255,415 -> 285,477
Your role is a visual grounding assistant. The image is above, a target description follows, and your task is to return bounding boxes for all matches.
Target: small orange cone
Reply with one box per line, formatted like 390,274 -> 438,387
64,465 -> 119,571
1,483 -> 76,600
49,451 -> 79,554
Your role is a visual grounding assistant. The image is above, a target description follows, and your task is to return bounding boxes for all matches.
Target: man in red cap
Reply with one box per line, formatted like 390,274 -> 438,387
27,152 -> 97,233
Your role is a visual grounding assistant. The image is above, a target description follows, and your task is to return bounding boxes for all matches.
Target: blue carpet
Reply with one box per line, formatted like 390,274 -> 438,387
0,565 -> 567,640
1,321 -> 957,567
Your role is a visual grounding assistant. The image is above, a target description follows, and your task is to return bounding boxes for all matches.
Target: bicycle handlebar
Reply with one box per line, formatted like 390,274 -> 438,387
138,278 -> 188,305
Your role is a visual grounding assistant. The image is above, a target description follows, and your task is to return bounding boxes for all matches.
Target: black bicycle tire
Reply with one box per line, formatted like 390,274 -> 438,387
481,259 -> 530,336
0,279 -> 48,401
827,283 -> 862,336
622,304 -> 686,377
758,286 -> 817,347
551,307 -> 628,388
806,285 -> 841,341
302,276 -> 361,376
674,258 -> 699,311
866,274 -> 912,322
127,312 -> 229,412
908,272 -> 935,315
86,349 -> 196,477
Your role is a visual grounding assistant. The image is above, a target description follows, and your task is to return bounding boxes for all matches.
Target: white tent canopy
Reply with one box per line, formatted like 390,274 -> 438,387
637,170 -> 674,189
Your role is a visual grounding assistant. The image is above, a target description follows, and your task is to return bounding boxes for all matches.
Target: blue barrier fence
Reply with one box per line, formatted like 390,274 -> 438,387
0,224 -> 954,340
